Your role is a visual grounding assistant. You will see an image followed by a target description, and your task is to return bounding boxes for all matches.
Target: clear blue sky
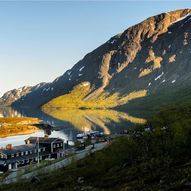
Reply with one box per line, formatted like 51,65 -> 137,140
0,1 -> 191,95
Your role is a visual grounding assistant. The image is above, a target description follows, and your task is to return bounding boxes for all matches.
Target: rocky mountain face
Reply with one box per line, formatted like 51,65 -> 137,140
0,83 -> 46,107
0,86 -> 32,106
1,9 -> 191,109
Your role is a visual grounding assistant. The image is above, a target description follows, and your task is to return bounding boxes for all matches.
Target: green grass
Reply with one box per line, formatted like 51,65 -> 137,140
42,83 -> 147,111
121,87 -> 191,114
2,105 -> 191,190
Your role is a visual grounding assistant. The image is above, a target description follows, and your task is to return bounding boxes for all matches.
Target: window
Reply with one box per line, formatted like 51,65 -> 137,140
16,153 -> 19,157
21,152 -> 24,156
25,151 -> 28,155
61,143 -> 63,147
11,154 -> 14,158
43,148 -> 45,152
53,144 -> 56,148
30,151 -> 32,154
57,144 -> 59,147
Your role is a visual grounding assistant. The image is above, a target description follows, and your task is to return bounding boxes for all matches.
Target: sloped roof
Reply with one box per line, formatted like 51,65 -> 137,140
25,137 -> 64,144
0,144 -> 40,155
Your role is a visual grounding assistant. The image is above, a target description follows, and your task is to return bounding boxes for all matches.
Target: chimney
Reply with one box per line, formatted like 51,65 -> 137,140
6,144 -> 13,150
44,135 -> 49,139
25,140 -> 30,145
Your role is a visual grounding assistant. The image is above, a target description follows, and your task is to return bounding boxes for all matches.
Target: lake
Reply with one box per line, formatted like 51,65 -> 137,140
0,107 -> 146,147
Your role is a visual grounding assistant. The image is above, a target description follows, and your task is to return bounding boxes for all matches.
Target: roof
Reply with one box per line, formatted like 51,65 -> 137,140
0,144 -> 44,155
25,137 -> 64,144
0,160 -> 6,165
0,152 -> 49,165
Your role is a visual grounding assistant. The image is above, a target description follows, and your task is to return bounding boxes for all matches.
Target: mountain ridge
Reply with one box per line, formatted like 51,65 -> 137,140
1,9 -> 191,110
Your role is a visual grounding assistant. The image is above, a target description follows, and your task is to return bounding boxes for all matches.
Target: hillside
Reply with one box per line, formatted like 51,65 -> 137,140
0,86 -> 32,106
0,9 -> 190,111
2,105 -> 191,190
0,83 -> 46,107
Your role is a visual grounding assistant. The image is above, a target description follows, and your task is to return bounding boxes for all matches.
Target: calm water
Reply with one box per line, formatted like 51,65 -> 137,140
0,107 -> 146,147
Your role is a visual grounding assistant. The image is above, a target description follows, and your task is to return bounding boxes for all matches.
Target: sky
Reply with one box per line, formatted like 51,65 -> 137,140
0,1 -> 191,95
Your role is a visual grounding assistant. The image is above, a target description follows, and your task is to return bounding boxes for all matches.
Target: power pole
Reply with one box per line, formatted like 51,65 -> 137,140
37,137 -> 39,165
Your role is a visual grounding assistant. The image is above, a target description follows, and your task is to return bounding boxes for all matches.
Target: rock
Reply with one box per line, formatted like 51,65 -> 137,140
30,176 -> 41,184
77,177 -> 84,184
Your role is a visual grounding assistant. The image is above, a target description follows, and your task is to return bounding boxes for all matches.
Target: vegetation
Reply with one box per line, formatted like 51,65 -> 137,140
1,105 -> 191,190
125,87 -> 191,114
42,83 -> 147,110
0,117 -> 41,138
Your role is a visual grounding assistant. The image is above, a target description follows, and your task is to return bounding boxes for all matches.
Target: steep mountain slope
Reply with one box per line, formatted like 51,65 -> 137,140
1,9 -> 191,110
43,9 -> 191,110
0,86 -> 32,106
0,83 -> 47,107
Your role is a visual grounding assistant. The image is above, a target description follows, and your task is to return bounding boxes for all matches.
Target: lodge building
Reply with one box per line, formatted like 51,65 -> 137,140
0,137 -> 65,172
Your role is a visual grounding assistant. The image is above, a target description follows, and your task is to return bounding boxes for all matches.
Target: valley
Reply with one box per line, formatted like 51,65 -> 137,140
0,106 -> 147,147
1,7 -> 191,191
1,104 -> 191,191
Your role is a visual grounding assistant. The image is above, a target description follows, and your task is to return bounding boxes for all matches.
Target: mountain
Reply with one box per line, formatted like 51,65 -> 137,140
0,83 -> 46,107
0,86 -> 32,106
1,9 -> 191,110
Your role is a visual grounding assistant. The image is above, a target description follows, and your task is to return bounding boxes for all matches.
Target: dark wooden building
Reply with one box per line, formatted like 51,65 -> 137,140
25,137 -> 65,158
0,137 -> 65,172
0,144 -> 48,171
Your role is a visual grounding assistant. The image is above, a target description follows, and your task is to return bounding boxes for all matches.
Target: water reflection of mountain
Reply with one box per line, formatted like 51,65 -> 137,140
43,109 -> 146,135
0,107 -> 146,139
0,107 -> 22,117
0,107 -> 77,141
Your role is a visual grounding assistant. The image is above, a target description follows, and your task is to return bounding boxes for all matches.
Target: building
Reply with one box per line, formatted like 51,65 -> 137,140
25,137 -> 65,159
0,137 -> 65,172
0,144 -> 49,171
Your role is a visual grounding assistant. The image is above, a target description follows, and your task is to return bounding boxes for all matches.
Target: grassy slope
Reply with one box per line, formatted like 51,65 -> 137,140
42,84 -> 147,111
0,117 -> 41,138
2,105 -> 191,191
118,87 -> 191,115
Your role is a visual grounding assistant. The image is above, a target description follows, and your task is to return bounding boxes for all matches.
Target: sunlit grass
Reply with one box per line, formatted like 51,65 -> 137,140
42,83 -> 147,110
0,117 -> 41,138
